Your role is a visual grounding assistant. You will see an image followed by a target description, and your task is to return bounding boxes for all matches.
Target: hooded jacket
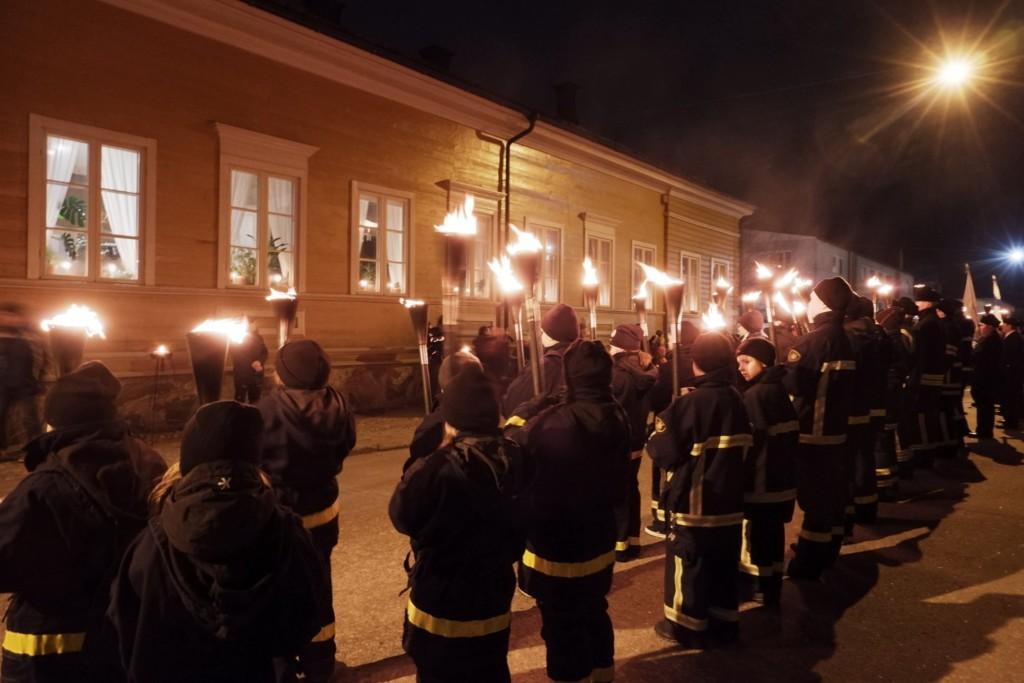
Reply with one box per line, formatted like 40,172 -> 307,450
108,460 -> 326,683
611,351 -> 658,452
257,385 -> 356,521
501,341 -> 571,417
740,365 -> 798,504
0,420 -> 166,683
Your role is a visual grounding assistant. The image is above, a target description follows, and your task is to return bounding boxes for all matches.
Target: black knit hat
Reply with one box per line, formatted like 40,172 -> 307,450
979,313 -> 1000,327
877,307 -> 905,332
848,296 -> 875,320
737,337 -> 776,368
564,339 -> 613,391
44,361 -> 122,429
896,297 -> 918,317
738,309 -> 765,335
438,350 -> 483,392
610,324 -> 643,351
276,339 -> 331,389
812,277 -> 854,312
913,284 -> 941,303
179,400 -> 263,475
679,320 -> 701,347
541,304 -> 580,343
691,333 -> 734,373
441,364 -> 498,434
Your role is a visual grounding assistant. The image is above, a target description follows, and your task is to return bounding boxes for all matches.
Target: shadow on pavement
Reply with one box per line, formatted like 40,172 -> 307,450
969,438 -> 1024,466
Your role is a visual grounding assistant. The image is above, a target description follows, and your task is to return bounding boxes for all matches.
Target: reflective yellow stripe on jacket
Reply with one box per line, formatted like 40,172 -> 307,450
504,415 -> 527,428
766,420 -> 799,436
406,601 -> 510,638
521,549 -> 615,578
2,631 -> 86,656
302,498 -> 339,530
671,511 -> 744,527
808,360 -> 856,442
689,434 -> 753,456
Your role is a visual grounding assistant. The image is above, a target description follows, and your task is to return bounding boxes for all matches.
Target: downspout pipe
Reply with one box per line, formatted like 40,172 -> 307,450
504,112 -> 538,243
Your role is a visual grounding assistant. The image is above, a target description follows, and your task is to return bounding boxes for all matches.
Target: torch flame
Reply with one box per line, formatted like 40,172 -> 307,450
878,283 -> 894,297
265,287 -> 297,301
582,257 -> 599,287
773,268 -> 798,291
741,290 -> 761,304
793,277 -> 813,293
702,303 -> 726,331
434,195 -> 477,235
792,299 -> 807,317
399,298 -> 426,308
506,224 -> 543,255
773,291 -> 793,315
191,317 -> 248,344
755,261 -> 774,281
866,275 -> 882,290
153,344 -> 169,357
634,279 -> 649,301
488,256 -> 524,294
638,262 -> 682,287
41,304 -> 106,338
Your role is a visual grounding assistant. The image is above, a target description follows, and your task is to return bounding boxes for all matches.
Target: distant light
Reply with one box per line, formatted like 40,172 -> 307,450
935,57 -> 973,88
1009,248 -> 1024,265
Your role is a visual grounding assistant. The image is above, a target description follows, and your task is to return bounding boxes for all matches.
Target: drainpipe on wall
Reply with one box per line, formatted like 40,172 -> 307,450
499,112 -> 538,334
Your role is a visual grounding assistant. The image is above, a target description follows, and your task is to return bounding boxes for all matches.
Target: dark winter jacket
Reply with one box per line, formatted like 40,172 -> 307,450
972,332 -> 1002,403
884,326 -> 913,423
1001,330 -> 1023,401
909,308 -> 948,410
501,342 -> 571,417
783,311 -> 856,447
611,351 -> 658,452
230,331 -> 268,387
648,344 -> 697,416
739,365 -> 798,504
646,368 -> 751,527
0,327 -> 41,397
257,385 -> 355,528
940,316 -> 964,400
390,433 -> 532,636
0,421 -> 166,683
408,407 -> 445,466
845,317 -> 888,425
108,460 -> 327,683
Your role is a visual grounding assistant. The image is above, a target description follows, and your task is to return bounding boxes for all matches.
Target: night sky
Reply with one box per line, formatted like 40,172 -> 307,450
257,0 -> 1024,302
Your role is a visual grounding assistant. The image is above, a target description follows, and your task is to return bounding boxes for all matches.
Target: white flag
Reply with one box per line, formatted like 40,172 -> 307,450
992,274 -> 1002,301
963,265 -> 979,321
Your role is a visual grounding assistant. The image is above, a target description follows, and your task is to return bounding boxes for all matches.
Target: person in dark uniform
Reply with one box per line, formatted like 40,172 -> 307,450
0,304 -> 45,458
427,316 -> 445,406
473,326 -> 513,400
648,333 -> 751,648
409,350 -> 484,464
505,340 -> 629,682
232,319 -> 269,404
784,277 -> 857,580
935,299 -> 966,461
391,365 -> 531,683
257,339 -> 356,682
0,361 -> 165,683
609,324 -> 658,561
109,401 -> 327,683
999,316 -> 1023,430
894,297 -> 919,478
956,307 -> 977,437
501,303 -> 579,416
735,336 -> 798,606
901,286 -> 949,474
972,314 -> 1002,439
874,306 -> 911,498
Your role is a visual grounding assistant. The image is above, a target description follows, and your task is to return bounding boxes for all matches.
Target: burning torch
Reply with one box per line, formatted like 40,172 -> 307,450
582,257 -> 600,340
878,283 -> 894,310
754,262 -> 777,342
488,256 -> 526,370
713,277 -> 733,327
633,279 -> 650,352
639,263 -> 685,397
702,302 -> 727,333
266,287 -> 298,349
866,275 -> 882,312
791,277 -> 813,335
41,304 -> 105,377
400,298 -> 432,414
148,344 -> 171,440
186,318 -> 247,405
435,195 -> 477,356
507,225 -> 544,397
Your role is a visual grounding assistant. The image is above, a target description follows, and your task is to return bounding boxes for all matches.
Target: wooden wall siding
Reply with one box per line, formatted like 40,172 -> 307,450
0,0 -> 741,376
665,197 -> 742,319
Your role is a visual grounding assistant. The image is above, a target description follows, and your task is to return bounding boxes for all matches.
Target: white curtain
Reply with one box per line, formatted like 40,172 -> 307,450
268,178 -> 294,284
230,171 -> 257,247
101,147 -> 140,279
45,137 -> 87,226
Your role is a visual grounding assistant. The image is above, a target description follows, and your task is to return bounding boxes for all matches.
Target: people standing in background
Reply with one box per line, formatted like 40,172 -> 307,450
0,303 -> 45,459
999,316 -> 1023,431
501,304 -> 579,416
232,319 -> 268,404
738,309 -> 767,341
409,350 -> 483,464
972,314 -> 1002,440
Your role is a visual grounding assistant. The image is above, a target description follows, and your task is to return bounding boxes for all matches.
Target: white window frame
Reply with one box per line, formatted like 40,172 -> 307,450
525,218 -> 563,305
216,123 -> 317,291
631,240 -> 657,297
679,251 -> 701,314
581,212 -> 618,309
711,258 -> 731,287
28,114 -> 157,284
350,181 -> 414,296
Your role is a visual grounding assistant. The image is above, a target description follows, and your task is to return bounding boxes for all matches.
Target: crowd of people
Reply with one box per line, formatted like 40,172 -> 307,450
0,276 -> 1020,682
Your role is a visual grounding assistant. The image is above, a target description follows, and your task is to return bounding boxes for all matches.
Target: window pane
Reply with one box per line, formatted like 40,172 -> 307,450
387,262 -> 405,293
47,183 -> 88,229
231,209 -> 258,247
386,200 -> 405,230
100,237 -> 139,280
101,146 -> 139,193
269,251 -> 293,288
268,177 -> 294,215
268,214 -> 293,254
358,260 -> 378,292
600,240 -> 610,262
359,227 -> 377,260
386,229 -> 403,261
359,196 -> 379,228
230,170 -> 258,210
47,136 -> 88,184
229,247 -> 258,285
541,228 -> 559,303
101,191 -> 138,236
45,229 -> 88,277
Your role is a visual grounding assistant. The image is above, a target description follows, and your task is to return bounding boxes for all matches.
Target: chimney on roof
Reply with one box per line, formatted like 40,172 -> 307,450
554,82 -> 580,124
419,45 -> 454,73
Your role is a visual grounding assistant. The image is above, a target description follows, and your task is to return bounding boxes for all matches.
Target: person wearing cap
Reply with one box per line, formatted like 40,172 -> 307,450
390,365 -> 532,683
936,300 -> 968,461
505,340 -> 629,682
501,303 -> 579,417
108,400 -> 327,682
972,314 -> 1003,439
738,309 -> 767,341
874,306 -> 912,497
783,277 -> 857,580
231,319 -> 269,404
256,339 -> 355,681
647,332 -> 751,648
893,298 -> 919,478
999,315 -> 1024,430
609,324 -> 658,561
735,336 -> 798,606
902,285 -> 949,475
408,350 -> 483,464
0,361 -> 166,683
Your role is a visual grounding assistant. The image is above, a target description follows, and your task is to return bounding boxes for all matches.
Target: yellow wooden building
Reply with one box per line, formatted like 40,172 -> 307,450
0,0 -> 752,423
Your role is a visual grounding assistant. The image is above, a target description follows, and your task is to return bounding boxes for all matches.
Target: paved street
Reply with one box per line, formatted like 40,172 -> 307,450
1,409 -> 1022,682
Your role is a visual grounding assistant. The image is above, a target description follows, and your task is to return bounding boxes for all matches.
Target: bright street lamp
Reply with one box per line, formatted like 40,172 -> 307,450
1009,248 -> 1024,265
934,57 -> 974,88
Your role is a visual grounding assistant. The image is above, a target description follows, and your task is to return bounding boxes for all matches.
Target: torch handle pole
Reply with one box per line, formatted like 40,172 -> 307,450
278,318 -> 289,350
418,343 -> 432,414
588,308 -> 598,341
148,357 -> 162,443
513,318 -> 527,371
524,296 -> 543,397
443,293 -> 460,356
764,295 -> 776,343
637,309 -> 649,352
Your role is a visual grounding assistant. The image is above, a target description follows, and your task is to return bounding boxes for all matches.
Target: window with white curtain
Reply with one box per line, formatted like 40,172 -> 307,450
466,211 -> 494,299
680,252 -> 700,313
586,235 -> 613,307
528,223 -> 561,304
227,168 -> 296,288
353,187 -> 409,295
632,241 -> 656,294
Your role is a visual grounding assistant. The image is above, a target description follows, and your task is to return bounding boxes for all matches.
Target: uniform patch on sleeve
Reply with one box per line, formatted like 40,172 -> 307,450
654,417 -> 667,433
787,348 -> 802,363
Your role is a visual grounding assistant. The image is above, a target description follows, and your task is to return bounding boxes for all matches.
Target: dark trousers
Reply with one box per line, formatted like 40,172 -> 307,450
0,392 -> 42,453
664,524 -> 741,638
976,400 -> 996,437
615,456 -> 643,552
853,422 -> 880,523
537,593 -> 614,683
404,620 -> 511,683
740,502 -> 794,602
234,383 -> 262,404
874,424 -> 899,494
291,519 -> 337,683
650,465 -> 666,530
789,443 -> 843,579
1001,372 -> 1022,428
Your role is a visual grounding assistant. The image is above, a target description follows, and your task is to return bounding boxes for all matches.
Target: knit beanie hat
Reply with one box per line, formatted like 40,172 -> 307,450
44,361 -> 122,429
811,277 -> 854,314
541,304 -> 580,344
691,333 -> 734,373
441,364 -> 499,434
876,307 -> 905,332
610,324 -> 643,352
276,339 -> 331,389
679,320 -> 701,347
737,337 -> 776,368
738,309 -> 765,335
179,400 -> 263,475
564,339 -> 613,391
438,350 -> 483,392
848,296 -> 875,320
